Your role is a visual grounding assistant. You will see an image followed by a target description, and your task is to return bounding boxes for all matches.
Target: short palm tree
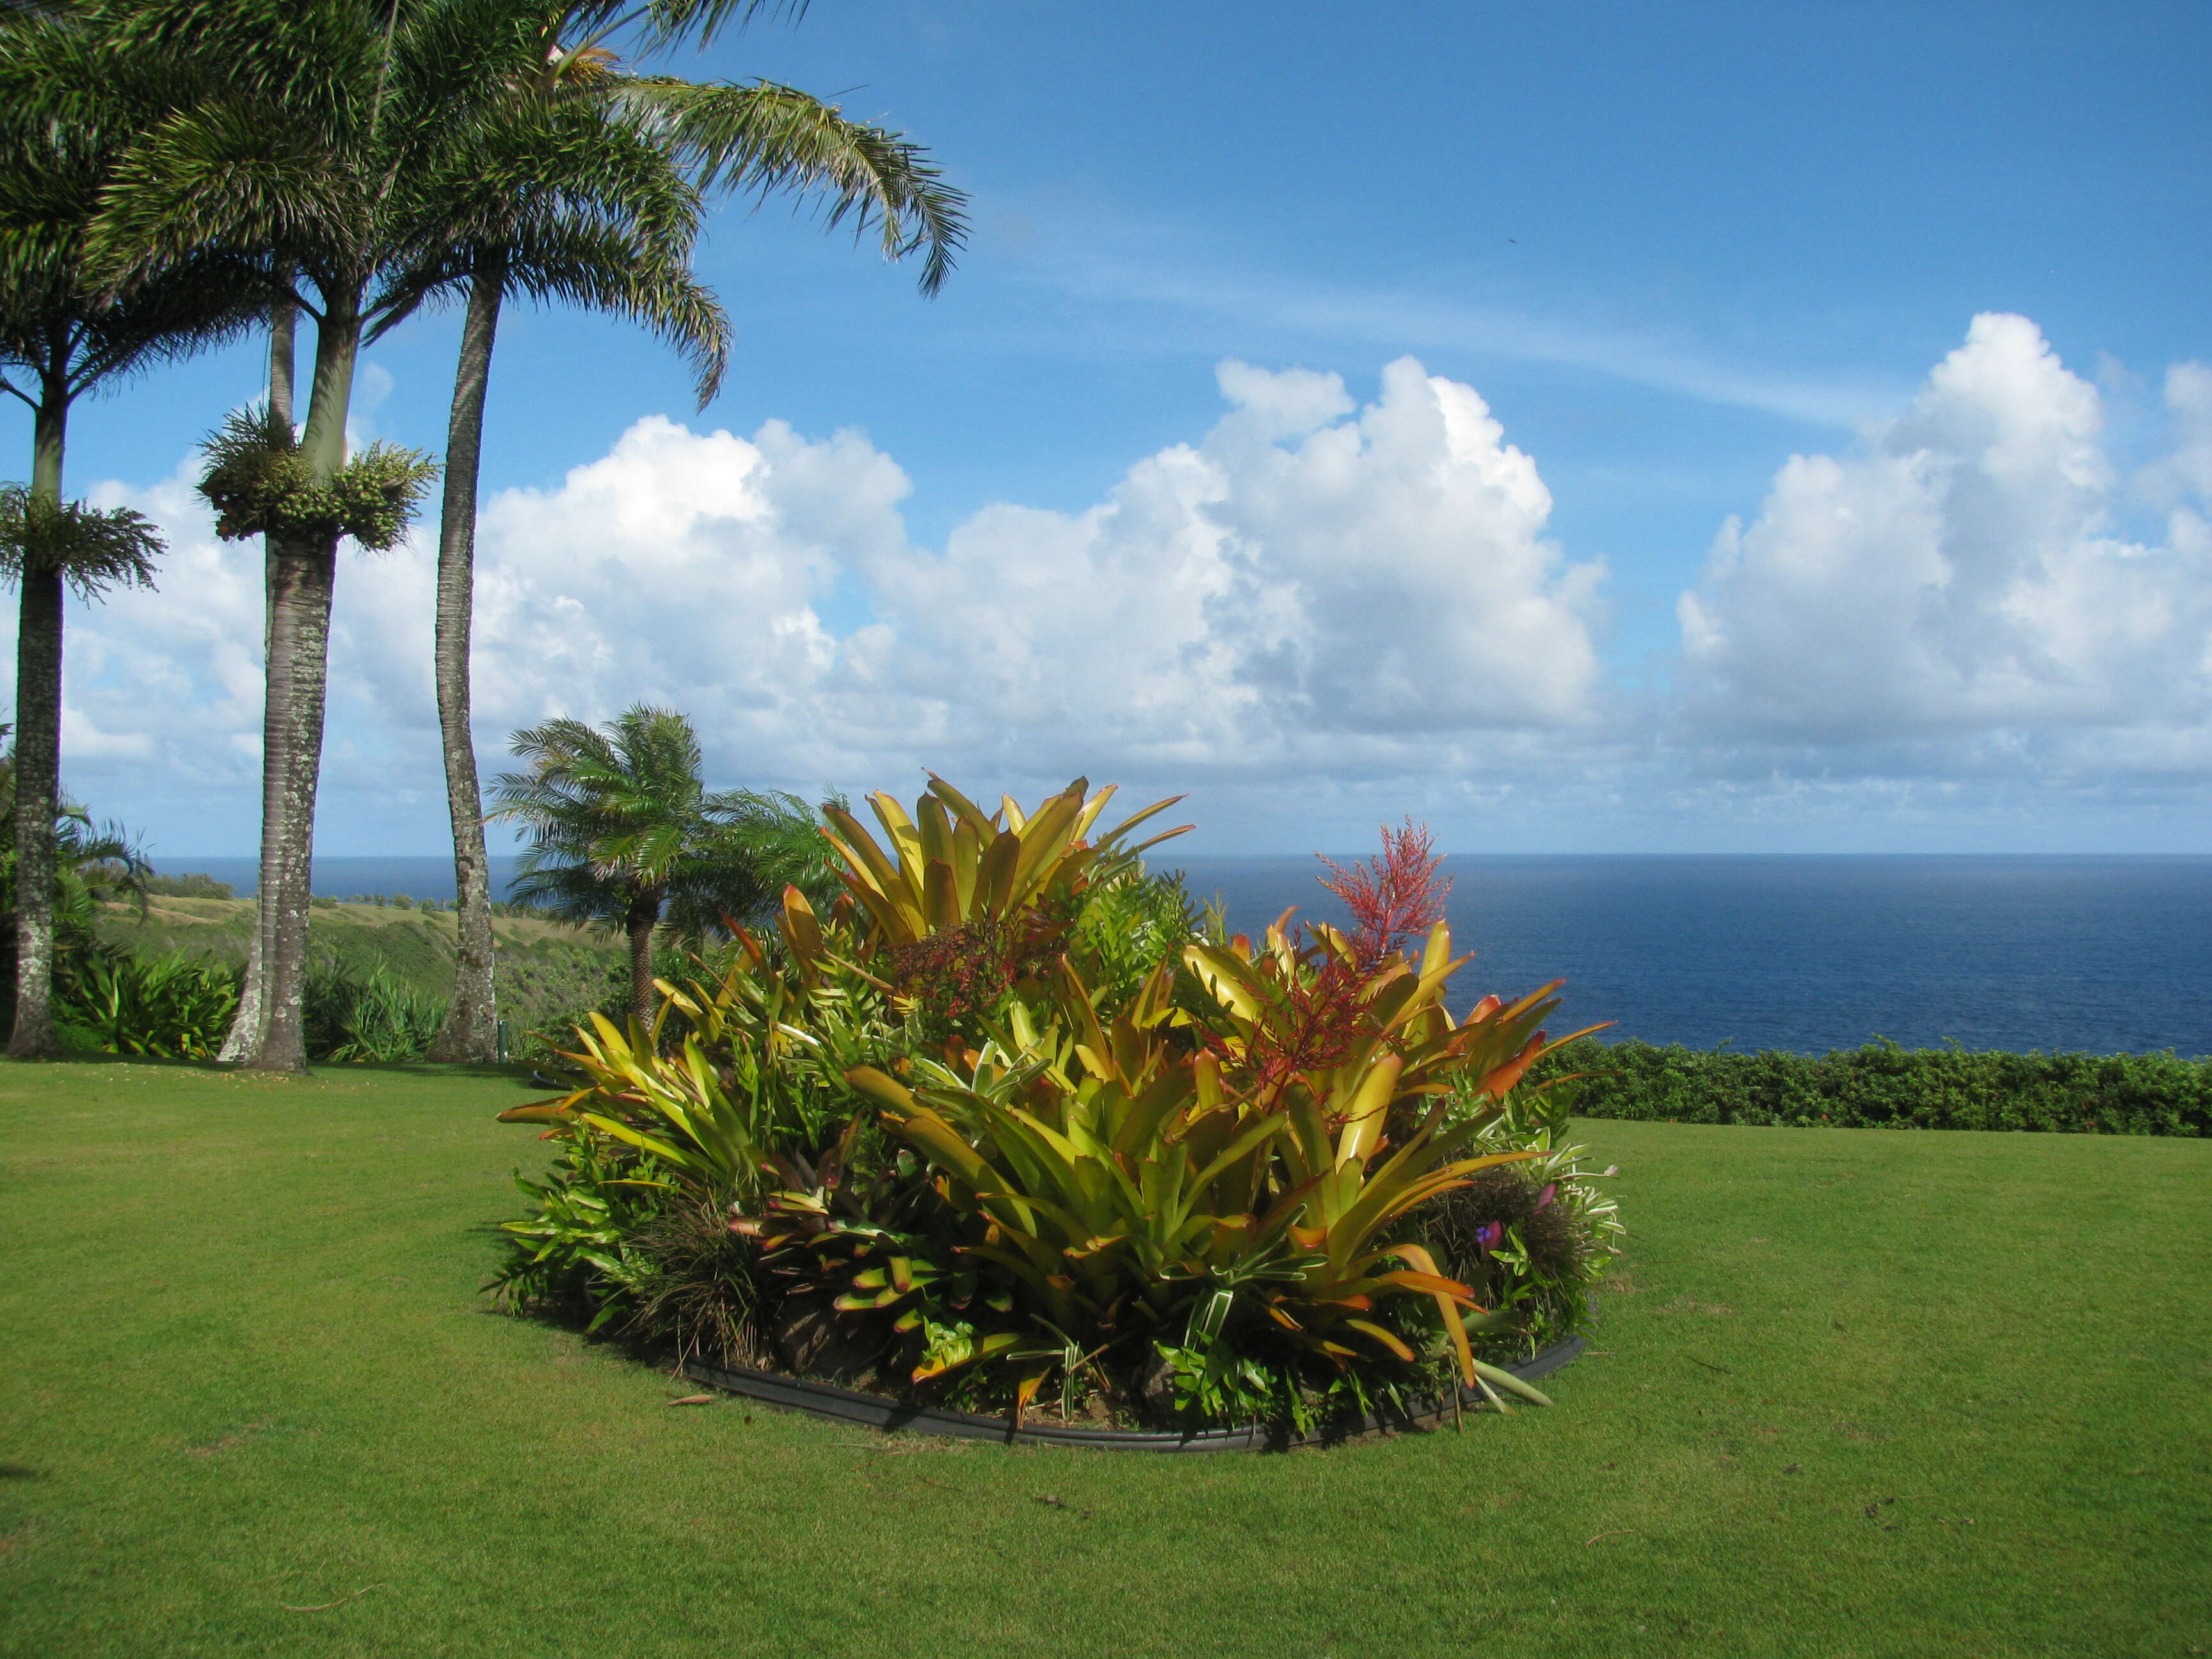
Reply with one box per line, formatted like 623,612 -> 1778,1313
416,4 -> 966,1062
490,704 -> 819,1027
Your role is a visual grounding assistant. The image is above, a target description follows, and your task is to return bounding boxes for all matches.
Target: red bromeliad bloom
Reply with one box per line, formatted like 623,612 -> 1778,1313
1224,819 -> 1457,1108
1318,817 -> 1453,972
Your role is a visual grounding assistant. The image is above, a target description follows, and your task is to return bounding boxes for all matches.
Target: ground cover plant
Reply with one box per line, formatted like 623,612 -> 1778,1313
1,1060 -> 2205,1658
1537,1038 -> 2212,1135
493,778 -> 1620,1433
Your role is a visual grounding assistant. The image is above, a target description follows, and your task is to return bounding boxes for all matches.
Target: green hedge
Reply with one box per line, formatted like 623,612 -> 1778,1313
1533,1038 -> 2212,1136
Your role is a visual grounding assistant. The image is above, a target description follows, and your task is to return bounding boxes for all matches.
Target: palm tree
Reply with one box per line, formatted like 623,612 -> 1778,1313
416,6 -> 966,1062
489,703 -> 817,1026
402,6 -> 741,1064
19,0 -> 716,1070
8,0 -> 461,1070
0,5 -> 266,1057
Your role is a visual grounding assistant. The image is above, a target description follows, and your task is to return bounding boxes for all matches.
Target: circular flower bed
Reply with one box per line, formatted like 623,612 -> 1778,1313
490,779 -> 1620,1441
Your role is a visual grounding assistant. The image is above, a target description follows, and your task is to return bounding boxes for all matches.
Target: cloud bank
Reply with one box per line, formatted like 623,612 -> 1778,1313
19,314 -> 2212,850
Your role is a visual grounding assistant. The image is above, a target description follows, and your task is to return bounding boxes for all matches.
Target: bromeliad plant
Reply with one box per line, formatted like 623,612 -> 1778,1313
815,775 -> 1189,1043
845,939 -> 1582,1415
822,774 -> 1191,953
490,777 -> 1618,1431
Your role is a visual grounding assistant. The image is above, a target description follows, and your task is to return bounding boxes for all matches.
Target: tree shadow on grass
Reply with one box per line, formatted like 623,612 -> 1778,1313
40,1049 -> 230,1071
301,1059 -> 546,1087
36,1050 -> 547,1088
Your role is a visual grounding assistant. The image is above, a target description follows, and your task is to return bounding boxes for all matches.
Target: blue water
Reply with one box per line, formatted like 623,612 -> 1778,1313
159,853 -> 2212,1057
1174,855 -> 2212,1059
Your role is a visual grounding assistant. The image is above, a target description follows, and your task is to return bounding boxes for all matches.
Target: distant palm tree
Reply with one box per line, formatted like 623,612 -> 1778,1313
489,704 -> 820,1027
418,4 -> 966,1063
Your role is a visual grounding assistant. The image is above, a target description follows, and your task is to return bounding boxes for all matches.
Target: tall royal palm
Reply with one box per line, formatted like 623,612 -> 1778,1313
490,704 -> 813,1027
39,0 -> 722,1070
0,4 -> 265,1057
417,5 -> 966,1062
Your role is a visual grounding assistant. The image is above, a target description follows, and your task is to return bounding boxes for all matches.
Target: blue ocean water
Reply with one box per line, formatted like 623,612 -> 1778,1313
160,853 -> 2212,1057
1173,855 -> 2212,1059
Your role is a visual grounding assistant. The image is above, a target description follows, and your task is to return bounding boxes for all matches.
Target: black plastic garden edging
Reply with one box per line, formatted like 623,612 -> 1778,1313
682,1334 -> 1585,1453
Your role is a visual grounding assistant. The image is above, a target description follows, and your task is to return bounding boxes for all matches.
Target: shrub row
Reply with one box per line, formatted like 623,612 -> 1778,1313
1535,1038 -> 2212,1137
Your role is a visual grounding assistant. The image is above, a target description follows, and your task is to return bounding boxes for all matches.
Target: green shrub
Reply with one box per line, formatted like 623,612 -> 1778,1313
609,1194 -> 773,1366
0,771 -> 150,1028
303,965 -> 447,1062
1438,1084 -> 1622,1359
1071,867 -> 1198,1009
1535,1038 -> 2212,1136
487,1137 -> 672,1329
59,950 -> 241,1059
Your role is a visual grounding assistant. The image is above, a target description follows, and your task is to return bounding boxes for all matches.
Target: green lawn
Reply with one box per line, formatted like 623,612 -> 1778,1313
3,1061 -> 2206,1659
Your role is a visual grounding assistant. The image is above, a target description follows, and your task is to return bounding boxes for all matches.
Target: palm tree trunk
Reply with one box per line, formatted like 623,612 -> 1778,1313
246,537 -> 337,1071
8,385 -> 68,1061
427,257 -> 505,1063
221,300 -> 297,1063
237,296 -> 358,1073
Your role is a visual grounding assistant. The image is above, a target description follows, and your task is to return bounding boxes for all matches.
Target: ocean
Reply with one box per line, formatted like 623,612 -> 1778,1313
161,853 -> 2212,1058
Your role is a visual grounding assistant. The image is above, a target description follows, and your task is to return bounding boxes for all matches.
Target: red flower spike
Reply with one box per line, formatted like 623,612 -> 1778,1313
1318,817 -> 1452,972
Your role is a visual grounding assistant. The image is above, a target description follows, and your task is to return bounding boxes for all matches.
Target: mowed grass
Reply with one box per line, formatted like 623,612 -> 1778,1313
2,1062 -> 2206,1659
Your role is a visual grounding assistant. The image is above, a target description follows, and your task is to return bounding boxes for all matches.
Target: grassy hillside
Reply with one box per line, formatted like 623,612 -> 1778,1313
94,898 -> 624,1036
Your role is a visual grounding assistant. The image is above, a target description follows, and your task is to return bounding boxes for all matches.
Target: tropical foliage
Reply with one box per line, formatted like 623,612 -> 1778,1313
54,949 -> 465,1066
61,950 -> 239,1059
492,780 -> 1619,1433
303,965 -> 450,1064
0,737 -> 149,1029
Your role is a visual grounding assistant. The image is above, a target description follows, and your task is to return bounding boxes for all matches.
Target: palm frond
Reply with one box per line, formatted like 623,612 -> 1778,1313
620,76 -> 968,294
83,97 -> 360,301
0,484 -> 163,596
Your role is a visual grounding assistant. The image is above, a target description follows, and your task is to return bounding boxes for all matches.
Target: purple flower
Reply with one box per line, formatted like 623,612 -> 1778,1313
1476,1221 -> 1505,1256
1534,1183 -> 1557,1215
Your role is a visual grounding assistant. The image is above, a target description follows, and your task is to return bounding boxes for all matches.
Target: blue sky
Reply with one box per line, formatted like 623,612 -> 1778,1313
12,0 -> 2212,856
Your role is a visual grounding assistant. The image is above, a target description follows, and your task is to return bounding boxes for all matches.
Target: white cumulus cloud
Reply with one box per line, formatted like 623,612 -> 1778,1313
31,324 -> 2212,853
1675,314 -> 2212,769
844,357 -> 1604,781
29,357 -> 1606,844
467,356 -> 1605,789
